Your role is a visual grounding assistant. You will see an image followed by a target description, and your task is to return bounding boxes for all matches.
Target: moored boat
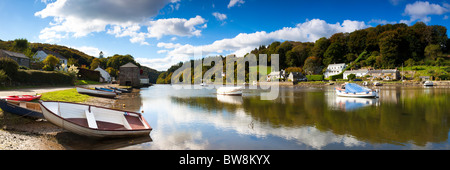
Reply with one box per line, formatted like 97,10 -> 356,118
423,81 -> 434,86
217,86 -> 243,96
39,101 -> 152,138
335,83 -> 379,98
0,95 -> 42,101
108,86 -> 131,93
95,87 -> 122,94
373,82 -> 382,86
76,86 -> 117,98
0,99 -> 44,119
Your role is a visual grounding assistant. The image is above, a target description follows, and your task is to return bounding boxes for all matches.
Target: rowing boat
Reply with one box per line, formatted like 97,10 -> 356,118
0,95 -> 42,101
0,99 -> 44,119
76,86 -> 117,98
39,101 -> 152,138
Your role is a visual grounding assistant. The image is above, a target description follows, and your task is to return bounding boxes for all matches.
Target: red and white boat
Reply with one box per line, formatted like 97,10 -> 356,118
39,101 -> 152,138
0,95 -> 42,101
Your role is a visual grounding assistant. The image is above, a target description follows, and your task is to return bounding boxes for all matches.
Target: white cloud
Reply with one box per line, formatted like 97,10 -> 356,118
212,12 -> 227,21
227,0 -> 245,8
402,1 -> 449,24
35,0 -> 199,44
147,19 -> 368,71
147,15 -> 207,39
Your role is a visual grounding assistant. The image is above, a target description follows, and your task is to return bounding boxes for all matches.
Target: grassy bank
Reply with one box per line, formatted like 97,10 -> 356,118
39,88 -> 92,103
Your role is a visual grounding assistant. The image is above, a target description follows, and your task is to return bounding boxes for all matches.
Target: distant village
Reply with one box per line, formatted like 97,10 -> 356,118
0,48 -> 150,87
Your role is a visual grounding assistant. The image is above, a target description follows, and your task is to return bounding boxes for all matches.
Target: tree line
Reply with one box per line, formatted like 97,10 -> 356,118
156,22 -> 449,83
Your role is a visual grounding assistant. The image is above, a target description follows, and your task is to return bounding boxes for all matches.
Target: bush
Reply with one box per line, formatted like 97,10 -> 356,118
0,57 -> 19,77
306,75 -> 324,81
0,70 -> 7,83
12,70 -> 74,86
347,74 -> 356,80
330,74 -> 343,81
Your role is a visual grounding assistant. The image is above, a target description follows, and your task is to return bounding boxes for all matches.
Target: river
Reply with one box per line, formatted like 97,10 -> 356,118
113,84 -> 450,150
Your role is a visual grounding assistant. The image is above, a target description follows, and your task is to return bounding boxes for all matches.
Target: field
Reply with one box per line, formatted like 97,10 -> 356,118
40,88 -> 92,103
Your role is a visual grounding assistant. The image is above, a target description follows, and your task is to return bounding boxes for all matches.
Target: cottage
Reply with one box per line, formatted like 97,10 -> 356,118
343,69 -> 369,80
324,63 -> 346,78
33,49 -> 68,65
0,50 -> 30,67
119,62 -> 140,87
267,70 -> 285,82
94,67 -> 111,83
287,72 -> 306,82
367,69 -> 400,80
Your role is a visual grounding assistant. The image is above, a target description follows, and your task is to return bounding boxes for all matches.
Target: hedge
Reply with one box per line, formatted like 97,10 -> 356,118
330,74 -> 343,81
12,70 -> 74,86
306,75 -> 324,81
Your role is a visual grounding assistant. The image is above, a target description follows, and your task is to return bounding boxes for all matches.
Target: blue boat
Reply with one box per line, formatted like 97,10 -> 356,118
0,99 -> 44,119
95,87 -> 122,94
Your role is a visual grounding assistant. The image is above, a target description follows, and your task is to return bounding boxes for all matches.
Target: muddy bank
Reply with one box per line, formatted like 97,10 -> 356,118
0,85 -> 142,150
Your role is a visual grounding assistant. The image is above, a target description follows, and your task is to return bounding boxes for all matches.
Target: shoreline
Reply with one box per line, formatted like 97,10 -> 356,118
0,84 -> 134,150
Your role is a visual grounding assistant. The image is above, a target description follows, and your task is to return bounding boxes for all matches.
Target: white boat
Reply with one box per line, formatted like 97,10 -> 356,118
424,81 -> 434,86
217,86 -> 243,96
39,101 -> 152,138
336,83 -> 379,98
76,86 -> 117,98
373,82 -> 382,86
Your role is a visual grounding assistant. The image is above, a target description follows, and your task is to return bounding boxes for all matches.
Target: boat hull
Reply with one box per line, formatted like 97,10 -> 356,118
217,87 -> 243,96
76,87 -> 117,98
0,99 -> 44,119
336,89 -> 378,98
39,101 -> 151,138
0,95 -> 42,101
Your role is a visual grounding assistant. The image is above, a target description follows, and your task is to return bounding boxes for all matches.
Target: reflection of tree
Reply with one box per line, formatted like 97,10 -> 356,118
171,88 -> 450,147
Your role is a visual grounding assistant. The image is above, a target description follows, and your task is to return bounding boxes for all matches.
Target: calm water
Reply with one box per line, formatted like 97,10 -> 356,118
112,84 -> 450,150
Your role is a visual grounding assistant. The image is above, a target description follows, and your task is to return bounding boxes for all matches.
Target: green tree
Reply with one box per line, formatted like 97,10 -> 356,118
105,67 -> 118,78
378,30 -> 401,68
90,58 -> 101,69
106,54 -> 138,70
424,44 -> 442,60
312,37 -> 330,58
347,74 -> 356,80
303,56 -> 321,75
43,54 -> 60,71
323,42 -> 345,65
404,58 -> 415,67
276,41 -> 293,69
12,38 -> 29,51
347,29 -> 367,54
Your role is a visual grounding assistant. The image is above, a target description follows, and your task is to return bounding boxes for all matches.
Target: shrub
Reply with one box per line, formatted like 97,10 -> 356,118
306,75 -> 324,81
330,74 -> 343,81
347,74 -> 356,80
12,70 -> 74,86
0,57 -> 19,77
0,70 -> 7,83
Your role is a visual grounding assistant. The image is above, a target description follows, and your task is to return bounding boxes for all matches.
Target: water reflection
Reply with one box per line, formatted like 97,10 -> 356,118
136,86 -> 450,149
101,85 -> 450,150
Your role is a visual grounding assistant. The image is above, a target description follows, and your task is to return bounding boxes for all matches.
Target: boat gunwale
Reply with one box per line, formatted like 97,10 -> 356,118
39,100 -> 152,132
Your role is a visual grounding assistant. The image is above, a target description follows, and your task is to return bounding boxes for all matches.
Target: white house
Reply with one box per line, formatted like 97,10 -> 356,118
343,69 -> 369,80
33,49 -> 68,65
94,67 -> 111,83
324,63 -> 346,78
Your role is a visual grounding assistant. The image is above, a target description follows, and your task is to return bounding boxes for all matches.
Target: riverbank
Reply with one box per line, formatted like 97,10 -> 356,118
0,84 -> 134,150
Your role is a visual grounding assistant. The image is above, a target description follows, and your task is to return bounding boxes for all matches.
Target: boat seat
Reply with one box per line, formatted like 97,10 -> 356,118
19,102 -> 27,108
85,110 -> 98,129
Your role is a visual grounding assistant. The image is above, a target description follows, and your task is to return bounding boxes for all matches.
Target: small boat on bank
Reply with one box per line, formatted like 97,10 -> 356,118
76,86 -> 117,98
95,87 -> 122,94
108,86 -> 131,93
217,86 -> 243,96
0,95 -> 42,101
336,83 -> 379,98
39,101 -> 152,138
424,81 -> 434,86
0,99 -> 44,119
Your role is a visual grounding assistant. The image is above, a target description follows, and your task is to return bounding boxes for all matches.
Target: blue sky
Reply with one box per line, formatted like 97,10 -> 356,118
0,0 -> 449,71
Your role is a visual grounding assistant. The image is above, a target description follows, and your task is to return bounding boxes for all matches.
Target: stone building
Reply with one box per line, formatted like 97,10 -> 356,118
119,62 -> 140,87
0,49 -> 30,67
